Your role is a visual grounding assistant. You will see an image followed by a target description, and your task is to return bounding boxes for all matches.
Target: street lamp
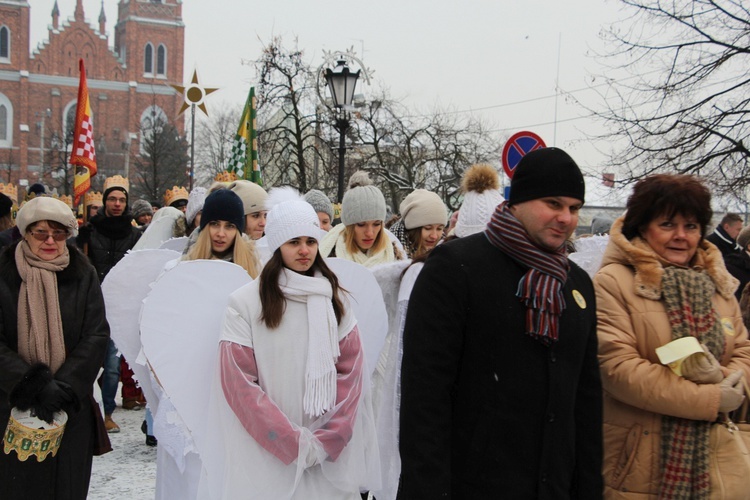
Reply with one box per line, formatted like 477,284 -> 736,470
325,59 -> 360,203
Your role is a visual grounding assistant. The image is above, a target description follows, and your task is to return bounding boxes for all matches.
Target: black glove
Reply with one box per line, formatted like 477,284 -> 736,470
35,380 -> 77,424
9,363 -> 53,411
9,363 -> 79,424
76,224 -> 92,247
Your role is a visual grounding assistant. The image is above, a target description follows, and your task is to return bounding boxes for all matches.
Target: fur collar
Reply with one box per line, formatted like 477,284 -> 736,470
601,216 -> 738,300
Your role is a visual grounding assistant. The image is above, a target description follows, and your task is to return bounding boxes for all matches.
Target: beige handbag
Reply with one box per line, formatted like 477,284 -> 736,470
709,379 -> 750,500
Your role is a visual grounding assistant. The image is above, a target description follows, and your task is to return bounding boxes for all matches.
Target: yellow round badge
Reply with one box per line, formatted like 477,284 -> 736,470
721,317 -> 736,336
572,290 -> 586,309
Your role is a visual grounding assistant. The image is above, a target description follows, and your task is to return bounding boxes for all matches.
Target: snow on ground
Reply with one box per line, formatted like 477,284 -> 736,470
89,396 -> 157,499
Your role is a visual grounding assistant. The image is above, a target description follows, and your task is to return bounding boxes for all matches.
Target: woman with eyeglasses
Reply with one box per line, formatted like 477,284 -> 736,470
0,197 -> 110,500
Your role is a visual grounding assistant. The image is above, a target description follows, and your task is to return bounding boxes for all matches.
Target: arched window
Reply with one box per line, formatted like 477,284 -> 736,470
156,44 -> 166,77
144,43 -> 153,75
0,93 -> 13,146
0,26 -> 10,61
140,105 -> 167,154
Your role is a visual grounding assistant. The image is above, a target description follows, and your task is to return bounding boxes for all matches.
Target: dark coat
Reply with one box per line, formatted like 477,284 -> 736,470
398,233 -> 603,499
76,211 -> 141,282
707,226 -> 741,258
0,242 -> 110,500
725,251 -> 750,301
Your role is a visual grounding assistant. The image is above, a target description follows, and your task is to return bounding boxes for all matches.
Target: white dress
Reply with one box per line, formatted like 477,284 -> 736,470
200,276 -> 381,499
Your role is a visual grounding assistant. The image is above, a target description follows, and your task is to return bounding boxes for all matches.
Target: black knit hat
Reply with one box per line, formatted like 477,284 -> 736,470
508,147 -> 585,205
199,189 -> 245,233
0,193 -> 11,217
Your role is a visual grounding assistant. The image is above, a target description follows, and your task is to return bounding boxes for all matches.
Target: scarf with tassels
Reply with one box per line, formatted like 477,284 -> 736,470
15,241 -> 69,373
484,202 -> 569,345
658,266 -> 725,500
278,268 -> 340,417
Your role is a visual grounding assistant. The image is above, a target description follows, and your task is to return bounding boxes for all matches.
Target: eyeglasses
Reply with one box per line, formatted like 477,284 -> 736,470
28,229 -> 68,242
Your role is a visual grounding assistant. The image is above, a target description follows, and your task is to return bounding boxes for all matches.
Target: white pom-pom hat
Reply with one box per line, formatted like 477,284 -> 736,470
265,187 -> 324,254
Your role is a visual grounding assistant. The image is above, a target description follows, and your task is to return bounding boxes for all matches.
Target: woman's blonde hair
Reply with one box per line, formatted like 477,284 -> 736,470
184,227 -> 260,278
344,222 -> 389,256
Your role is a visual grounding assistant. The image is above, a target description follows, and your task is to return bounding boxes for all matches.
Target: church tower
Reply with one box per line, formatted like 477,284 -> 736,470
114,0 -> 185,86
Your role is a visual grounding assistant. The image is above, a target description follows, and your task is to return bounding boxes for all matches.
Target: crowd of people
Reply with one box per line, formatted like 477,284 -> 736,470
3,149 -> 750,499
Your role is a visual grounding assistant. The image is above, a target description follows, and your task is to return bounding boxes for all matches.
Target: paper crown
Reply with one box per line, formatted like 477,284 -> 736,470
0,183 -> 18,204
84,191 -> 103,207
3,408 -> 68,462
214,171 -> 238,183
164,186 -> 189,207
52,194 -> 73,209
103,175 -> 129,194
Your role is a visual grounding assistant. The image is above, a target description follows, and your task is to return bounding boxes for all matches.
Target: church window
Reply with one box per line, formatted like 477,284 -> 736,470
0,26 -> 9,61
144,43 -> 154,75
157,45 -> 167,76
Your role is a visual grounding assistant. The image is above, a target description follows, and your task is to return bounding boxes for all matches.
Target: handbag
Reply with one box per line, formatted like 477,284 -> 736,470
709,378 -> 750,500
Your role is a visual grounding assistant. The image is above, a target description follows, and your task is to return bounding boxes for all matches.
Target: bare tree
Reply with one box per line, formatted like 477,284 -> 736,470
254,37 -> 325,193
1,149 -> 16,183
131,112 -> 190,201
194,105 -> 241,185
352,91 -> 502,211
589,0 -> 750,198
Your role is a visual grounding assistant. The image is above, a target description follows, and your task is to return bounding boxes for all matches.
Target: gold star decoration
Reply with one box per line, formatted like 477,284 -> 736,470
171,69 -> 219,116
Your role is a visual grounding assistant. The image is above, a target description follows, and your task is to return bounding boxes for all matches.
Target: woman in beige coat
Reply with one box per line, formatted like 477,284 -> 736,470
594,174 -> 750,498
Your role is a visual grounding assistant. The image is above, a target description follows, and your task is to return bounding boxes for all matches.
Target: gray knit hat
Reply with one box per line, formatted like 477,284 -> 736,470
341,171 -> 386,226
186,187 -> 208,226
738,225 -> 750,250
228,180 -> 268,215
16,196 -> 78,237
131,199 -> 153,220
400,189 -> 447,230
304,189 -> 334,219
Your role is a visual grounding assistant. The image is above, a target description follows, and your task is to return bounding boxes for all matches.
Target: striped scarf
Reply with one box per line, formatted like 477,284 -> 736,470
658,266 -> 725,499
484,202 -> 569,345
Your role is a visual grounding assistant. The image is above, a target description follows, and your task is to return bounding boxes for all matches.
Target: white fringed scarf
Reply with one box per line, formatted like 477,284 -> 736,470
278,268 -> 340,417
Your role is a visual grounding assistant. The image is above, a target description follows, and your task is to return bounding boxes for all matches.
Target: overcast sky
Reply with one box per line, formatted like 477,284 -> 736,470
31,0 -> 627,204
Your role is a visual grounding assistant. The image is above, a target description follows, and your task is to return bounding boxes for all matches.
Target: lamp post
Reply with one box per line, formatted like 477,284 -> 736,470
325,59 -> 360,203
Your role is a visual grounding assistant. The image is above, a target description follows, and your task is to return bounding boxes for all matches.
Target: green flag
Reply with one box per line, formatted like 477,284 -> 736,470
227,87 -> 262,186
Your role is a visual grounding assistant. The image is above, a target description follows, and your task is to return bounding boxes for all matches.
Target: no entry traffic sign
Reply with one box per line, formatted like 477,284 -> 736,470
502,131 -> 546,179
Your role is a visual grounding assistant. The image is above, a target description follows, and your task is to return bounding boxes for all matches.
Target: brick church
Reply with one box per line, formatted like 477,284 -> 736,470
0,0 -> 185,197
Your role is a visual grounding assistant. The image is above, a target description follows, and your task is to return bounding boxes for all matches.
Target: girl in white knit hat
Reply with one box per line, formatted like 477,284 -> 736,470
320,171 -> 404,267
205,188 -> 380,499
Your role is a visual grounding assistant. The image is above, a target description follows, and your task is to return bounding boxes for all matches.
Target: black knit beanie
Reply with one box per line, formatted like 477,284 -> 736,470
199,189 -> 245,233
508,147 -> 585,205
103,186 -> 129,208
0,193 -> 11,217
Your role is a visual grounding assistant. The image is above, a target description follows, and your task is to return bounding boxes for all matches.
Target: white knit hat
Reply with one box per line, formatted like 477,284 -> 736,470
229,180 -> 268,215
400,189 -> 447,230
265,187 -> 324,254
186,186 -> 207,226
16,196 -> 78,237
455,164 -> 505,238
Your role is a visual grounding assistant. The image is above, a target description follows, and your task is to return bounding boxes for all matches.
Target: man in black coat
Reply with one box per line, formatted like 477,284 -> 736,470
706,212 -> 743,258
76,176 -> 141,433
399,148 -> 603,499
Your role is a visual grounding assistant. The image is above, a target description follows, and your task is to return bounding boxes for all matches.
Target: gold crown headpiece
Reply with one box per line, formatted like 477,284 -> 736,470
51,194 -> 73,209
0,183 -> 18,204
84,191 -> 103,207
164,186 -> 189,207
4,408 -> 68,462
103,175 -> 129,194
214,171 -> 238,183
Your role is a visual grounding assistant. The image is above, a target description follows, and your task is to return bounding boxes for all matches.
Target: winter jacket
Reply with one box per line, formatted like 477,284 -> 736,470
706,225 -> 741,258
77,210 -> 141,282
724,250 -> 750,302
399,233 -> 603,499
594,217 -> 750,498
0,241 -> 110,500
